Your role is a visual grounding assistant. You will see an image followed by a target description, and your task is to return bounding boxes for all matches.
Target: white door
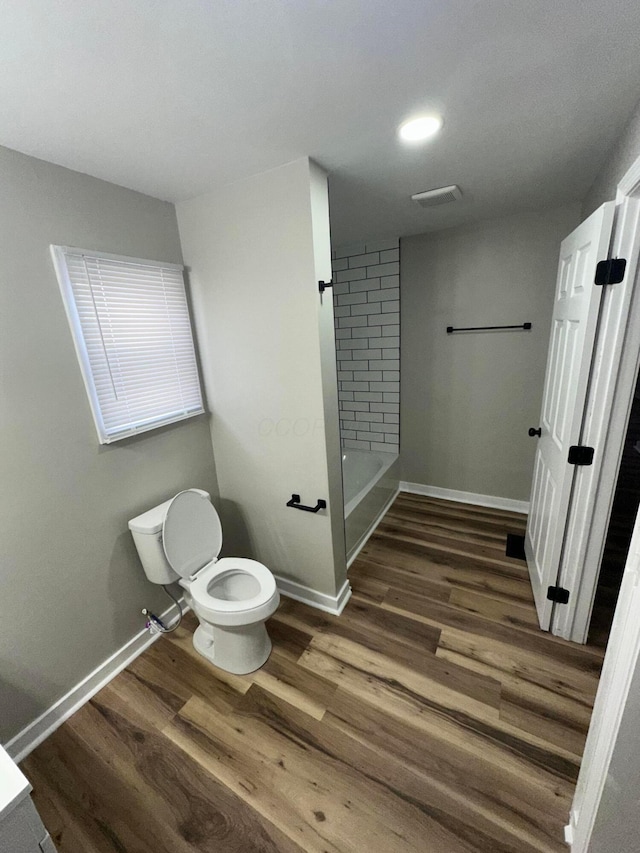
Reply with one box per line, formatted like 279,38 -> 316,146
525,203 -> 615,629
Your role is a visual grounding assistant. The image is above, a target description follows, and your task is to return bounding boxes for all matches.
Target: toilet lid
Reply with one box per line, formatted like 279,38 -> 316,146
163,490 -> 223,578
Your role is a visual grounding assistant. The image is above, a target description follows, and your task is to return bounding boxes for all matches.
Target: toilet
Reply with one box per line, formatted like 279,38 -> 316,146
128,488 -> 280,674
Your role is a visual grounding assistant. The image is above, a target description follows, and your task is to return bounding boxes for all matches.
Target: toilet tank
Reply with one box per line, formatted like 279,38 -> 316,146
128,490 -> 210,584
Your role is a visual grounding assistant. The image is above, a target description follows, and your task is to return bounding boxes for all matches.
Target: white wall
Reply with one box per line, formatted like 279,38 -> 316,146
0,145 -> 219,744
400,203 -> 581,501
177,158 -> 347,599
333,238 -> 400,452
583,95 -> 640,217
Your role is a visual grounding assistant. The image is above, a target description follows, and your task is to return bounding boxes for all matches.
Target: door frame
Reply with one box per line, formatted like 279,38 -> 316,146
564,153 -> 640,849
551,160 -> 640,643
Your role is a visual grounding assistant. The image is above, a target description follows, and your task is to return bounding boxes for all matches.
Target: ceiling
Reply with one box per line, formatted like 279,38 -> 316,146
2,0 -> 640,245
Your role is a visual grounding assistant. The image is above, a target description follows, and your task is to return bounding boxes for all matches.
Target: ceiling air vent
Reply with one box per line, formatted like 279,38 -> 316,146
411,184 -> 462,208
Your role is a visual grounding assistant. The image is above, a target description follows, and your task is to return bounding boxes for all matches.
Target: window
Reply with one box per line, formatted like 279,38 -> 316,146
51,246 -> 205,443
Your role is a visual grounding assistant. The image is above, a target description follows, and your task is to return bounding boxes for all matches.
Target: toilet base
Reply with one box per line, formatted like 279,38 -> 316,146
192,620 -> 273,675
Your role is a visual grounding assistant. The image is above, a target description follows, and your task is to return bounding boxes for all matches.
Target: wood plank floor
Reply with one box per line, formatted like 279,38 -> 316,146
22,493 -> 605,853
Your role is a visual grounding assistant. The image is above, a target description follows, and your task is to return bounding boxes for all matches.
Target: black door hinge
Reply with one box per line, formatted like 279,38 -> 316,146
595,258 -> 626,285
547,585 -> 570,604
318,280 -> 333,294
568,445 -> 594,466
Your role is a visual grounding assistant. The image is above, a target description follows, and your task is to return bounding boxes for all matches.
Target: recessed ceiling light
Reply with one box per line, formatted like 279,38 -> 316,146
398,115 -> 443,143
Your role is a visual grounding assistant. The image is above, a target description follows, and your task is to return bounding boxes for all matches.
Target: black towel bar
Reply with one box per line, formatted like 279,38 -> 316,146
286,494 -> 327,513
447,322 -> 532,333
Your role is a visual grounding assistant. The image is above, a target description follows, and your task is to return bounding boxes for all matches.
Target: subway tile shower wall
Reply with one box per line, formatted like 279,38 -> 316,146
332,238 -> 400,453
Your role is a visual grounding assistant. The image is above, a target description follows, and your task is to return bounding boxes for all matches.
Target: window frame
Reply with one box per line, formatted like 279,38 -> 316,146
51,244 -> 206,444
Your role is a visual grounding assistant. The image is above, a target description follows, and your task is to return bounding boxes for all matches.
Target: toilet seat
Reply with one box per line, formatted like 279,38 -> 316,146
184,557 -> 278,626
163,489 -> 223,577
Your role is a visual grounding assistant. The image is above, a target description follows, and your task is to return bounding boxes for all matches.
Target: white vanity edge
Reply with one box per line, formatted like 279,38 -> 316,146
0,744 -> 31,822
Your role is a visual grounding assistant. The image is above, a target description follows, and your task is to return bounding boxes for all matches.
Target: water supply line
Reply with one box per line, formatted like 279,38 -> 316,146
142,584 -> 184,634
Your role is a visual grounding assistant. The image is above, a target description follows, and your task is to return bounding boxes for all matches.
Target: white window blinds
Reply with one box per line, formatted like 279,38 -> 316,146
51,246 -> 205,444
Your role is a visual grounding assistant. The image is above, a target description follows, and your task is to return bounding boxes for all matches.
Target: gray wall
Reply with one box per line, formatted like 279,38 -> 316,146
583,95 -> 640,216
332,238 -> 400,452
0,146 -> 219,744
400,203 -> 581,502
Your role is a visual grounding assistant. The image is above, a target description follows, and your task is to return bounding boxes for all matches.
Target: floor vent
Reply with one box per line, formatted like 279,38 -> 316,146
411,184 -> 462,208
505,533 -> 526,561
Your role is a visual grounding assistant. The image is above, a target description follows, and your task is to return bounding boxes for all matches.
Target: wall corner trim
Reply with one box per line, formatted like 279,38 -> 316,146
399,481 -> 530,515
274,576 -> 352,616
4,599 -> 188,764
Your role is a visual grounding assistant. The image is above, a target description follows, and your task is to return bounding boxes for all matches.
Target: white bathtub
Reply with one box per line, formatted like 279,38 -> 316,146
342,448 -> 400,563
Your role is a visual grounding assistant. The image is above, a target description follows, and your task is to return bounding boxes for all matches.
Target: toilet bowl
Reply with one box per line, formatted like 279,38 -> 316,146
180,556 -> 279,674
128,489 -> 280,674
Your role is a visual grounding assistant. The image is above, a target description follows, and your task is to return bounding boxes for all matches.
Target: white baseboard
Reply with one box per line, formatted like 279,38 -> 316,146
4,598 -> 187,764
275,575 -> 352,616
400,481 -> 529,515
347,485 -> 400,568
